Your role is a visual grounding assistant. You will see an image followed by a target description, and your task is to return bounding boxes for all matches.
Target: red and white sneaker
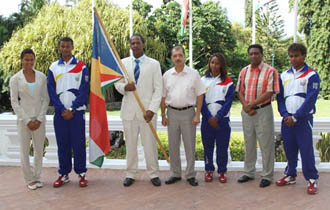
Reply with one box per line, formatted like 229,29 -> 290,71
204,171 -> 213,182
79,173 -> 88,187
53,174 -> 70,188
276,175 -> 296,186
307,179 -> 318,195
219,173 -> 227,183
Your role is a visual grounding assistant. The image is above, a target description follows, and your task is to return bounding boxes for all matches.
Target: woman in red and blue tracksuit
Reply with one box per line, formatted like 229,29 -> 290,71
201,53 -> 234,183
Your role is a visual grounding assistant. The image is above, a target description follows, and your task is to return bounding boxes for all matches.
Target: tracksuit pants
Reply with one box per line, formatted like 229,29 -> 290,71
201,117 -> 231,173
282,115 -> 318,180
54,111 -> 87,175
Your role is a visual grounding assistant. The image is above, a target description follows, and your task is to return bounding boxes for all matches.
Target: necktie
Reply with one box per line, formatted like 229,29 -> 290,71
134,59 -> 140,84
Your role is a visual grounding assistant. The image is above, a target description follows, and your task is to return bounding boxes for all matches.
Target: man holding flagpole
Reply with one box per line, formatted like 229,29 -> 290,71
115,34 -> 163,187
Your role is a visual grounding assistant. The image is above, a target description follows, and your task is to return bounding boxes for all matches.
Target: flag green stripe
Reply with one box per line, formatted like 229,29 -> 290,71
90,155 -> 104,168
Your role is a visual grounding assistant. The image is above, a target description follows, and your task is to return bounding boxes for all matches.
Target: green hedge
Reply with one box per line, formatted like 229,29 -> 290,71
105,131 -> 287,162
31,132 -> 330,163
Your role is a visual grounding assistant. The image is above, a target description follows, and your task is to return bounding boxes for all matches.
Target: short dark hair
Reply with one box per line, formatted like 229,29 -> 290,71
288,43 -> 307,56
130,34 -> 145,44
171,45 -> 185,56
248,44 -> 263,54
20,48 -> 35,59
58,37 -> 74,46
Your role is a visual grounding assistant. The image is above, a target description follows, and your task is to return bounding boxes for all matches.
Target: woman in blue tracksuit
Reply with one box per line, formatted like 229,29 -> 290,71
201,53 -> 234,183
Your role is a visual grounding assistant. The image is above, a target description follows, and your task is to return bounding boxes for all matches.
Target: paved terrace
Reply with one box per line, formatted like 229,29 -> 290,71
1,166 -> 330,210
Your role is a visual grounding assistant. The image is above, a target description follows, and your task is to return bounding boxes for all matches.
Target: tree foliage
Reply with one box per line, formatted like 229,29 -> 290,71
0,0 -> 167,108
254,0 -> 290,71
0,0 -> 166,82
146,0 -> 235,73
245,0 -> 252,27
132,0 -> 153,18
299,0 -> 330,98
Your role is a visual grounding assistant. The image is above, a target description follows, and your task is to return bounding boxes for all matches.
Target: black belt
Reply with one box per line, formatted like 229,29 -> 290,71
168,105 -> 193,111
253,102 -> 271,110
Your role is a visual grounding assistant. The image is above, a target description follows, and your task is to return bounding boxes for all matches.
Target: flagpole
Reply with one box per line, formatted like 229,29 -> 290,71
252,0 -> 256,44
129,0 -> 133,56
93,8 -> 170,163
189,0 -> 193,68
293,0 -> 298,43
129,0 -> 133,38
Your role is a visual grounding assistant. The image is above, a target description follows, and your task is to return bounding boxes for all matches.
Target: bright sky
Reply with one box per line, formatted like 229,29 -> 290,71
0,0 -> 295,37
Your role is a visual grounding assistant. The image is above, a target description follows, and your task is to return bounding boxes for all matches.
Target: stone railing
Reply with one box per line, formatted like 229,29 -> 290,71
1,113 -> 330,172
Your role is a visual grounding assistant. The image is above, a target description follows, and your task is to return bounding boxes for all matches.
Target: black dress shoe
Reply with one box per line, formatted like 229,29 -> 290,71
187,177 -> 198,186
151,177 -> 161,186
123,178 -> 135,187
259,179 -> 271,188
165,177 -> 181,185
237,175 -> 254,183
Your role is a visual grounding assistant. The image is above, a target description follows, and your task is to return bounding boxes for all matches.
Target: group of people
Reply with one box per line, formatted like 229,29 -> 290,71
9,34 -> 320,195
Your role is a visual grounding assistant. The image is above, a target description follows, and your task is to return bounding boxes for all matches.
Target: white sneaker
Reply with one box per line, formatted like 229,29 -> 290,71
35,181 -> 43,188
27,182 -> 37,190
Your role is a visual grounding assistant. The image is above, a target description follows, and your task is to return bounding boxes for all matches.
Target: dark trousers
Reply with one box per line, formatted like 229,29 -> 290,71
54,111 -> 87,175
282,115 -> 318,180
201,117 -> 231,173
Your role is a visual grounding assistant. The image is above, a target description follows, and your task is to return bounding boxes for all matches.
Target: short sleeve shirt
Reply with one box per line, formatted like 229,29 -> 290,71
162,65 -> 205,107
236,62 -> 280,105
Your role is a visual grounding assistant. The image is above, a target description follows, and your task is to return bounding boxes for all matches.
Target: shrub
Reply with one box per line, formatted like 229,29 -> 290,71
229,136 -> 245,161
316,132 -> 330,162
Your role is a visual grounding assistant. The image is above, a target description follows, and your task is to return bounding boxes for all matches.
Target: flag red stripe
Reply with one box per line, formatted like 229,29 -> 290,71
183,0 -> 189,26
89,92 -> 110,154
100,74 -> 122,83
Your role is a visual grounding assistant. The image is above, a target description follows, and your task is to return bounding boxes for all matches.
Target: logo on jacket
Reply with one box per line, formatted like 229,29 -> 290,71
75,76 -> 80,82
313,82 -> 318,89
300,79 -> 306,86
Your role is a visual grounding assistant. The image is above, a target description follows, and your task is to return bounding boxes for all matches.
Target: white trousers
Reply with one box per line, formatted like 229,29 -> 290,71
17,121 -> 45,184
123,117 -> 159,179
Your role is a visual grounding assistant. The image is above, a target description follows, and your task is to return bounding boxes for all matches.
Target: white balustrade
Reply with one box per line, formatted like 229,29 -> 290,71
1,114 -> 330,172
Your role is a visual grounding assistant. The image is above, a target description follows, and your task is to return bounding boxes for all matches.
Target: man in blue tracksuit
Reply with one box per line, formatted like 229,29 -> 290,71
276,43 -> 320,194
47,37 -> 89,188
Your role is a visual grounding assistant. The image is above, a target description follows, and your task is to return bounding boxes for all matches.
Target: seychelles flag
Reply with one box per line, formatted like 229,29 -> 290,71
180,0 -> 189,36
89,11 -> 123,167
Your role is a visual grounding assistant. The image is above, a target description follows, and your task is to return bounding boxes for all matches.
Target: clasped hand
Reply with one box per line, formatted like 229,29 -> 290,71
27,120 -> 41,131
243,104 -> 257,116
62,110 -> 73,120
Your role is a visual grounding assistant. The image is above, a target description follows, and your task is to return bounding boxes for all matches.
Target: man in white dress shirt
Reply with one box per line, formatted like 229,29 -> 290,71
161,46 -> 205,186
115,34 -> 163,187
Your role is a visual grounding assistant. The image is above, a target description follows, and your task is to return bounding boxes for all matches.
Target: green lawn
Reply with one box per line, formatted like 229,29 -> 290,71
106,99 -> 330,118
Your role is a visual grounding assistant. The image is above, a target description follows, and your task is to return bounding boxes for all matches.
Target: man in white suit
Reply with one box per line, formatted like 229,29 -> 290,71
115,34 -> 163,187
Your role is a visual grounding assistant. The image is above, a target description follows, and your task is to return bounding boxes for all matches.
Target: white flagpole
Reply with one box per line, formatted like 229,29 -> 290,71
189,0 -> 193,68
293,0 -> 298,43
130,0 -> 133,37
130,0 -> 133,56
252,0 -> 256,44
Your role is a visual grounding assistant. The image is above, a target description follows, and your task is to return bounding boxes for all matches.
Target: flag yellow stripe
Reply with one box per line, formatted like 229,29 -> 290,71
90,58 -> 104,100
